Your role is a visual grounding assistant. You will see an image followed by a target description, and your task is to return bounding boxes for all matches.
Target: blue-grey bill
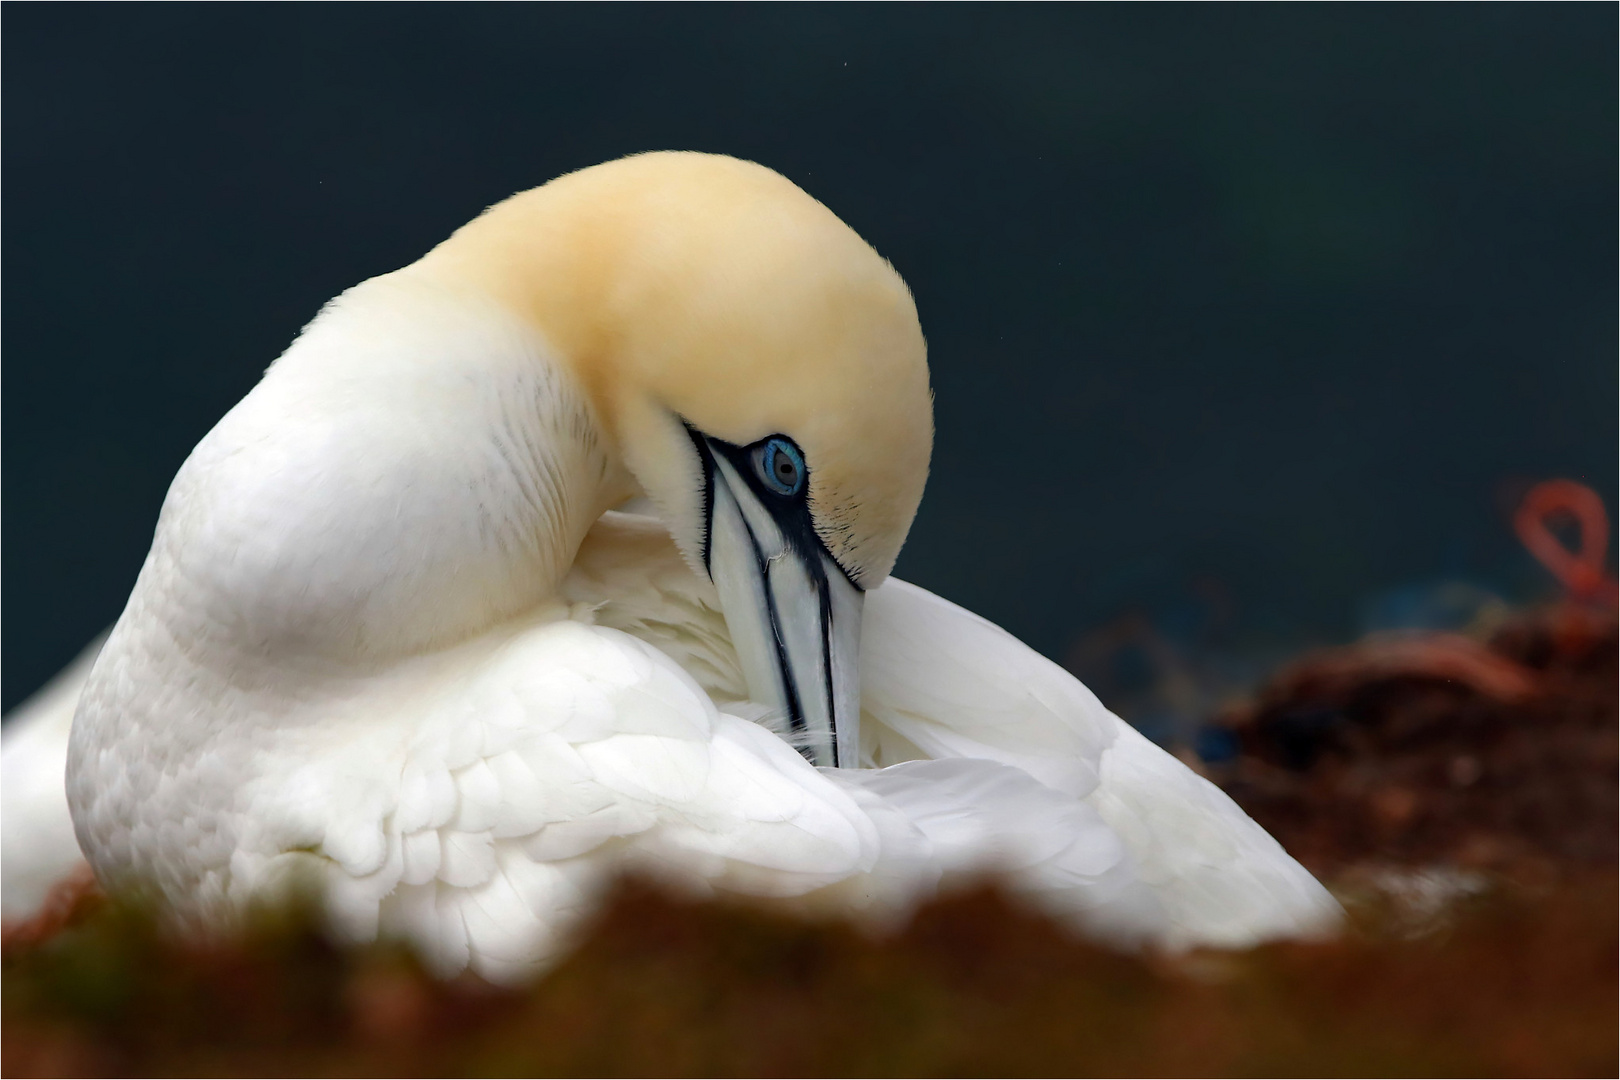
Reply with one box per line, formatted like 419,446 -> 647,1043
707,456 -> 863,768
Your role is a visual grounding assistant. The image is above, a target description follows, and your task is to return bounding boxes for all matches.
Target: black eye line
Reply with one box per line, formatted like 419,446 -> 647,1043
712,433 -> 807,504
681,421 -> 863,592
712,434 -> 809,518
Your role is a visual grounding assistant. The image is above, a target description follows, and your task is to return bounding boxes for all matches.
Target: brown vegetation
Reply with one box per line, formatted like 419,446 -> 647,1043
4,602 -> 1614,1077
1217,604 -> 1617,881
4,871 -> 1615,1078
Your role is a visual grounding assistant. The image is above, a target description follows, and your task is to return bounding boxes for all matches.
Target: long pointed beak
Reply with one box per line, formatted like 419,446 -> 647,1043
704,454 -> 863,768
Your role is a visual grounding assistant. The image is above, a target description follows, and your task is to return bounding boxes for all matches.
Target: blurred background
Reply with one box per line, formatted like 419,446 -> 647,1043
3,12 -> 1616,1074
4,5 -> 1614,723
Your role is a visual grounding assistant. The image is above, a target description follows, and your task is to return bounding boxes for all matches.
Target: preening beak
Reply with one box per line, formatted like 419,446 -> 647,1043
695,438 -> 863,768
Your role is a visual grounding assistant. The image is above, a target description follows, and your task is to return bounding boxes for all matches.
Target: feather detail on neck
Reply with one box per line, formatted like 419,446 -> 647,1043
146,271 -> 633,673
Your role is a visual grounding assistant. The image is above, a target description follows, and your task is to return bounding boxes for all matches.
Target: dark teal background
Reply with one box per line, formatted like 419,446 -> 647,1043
4,5 -> 1615,712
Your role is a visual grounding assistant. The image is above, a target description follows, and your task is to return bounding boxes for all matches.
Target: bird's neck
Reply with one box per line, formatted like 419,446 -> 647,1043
137,270 -> 637,679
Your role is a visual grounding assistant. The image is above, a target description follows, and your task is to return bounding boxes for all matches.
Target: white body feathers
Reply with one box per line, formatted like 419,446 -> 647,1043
5,251 -> 1337,981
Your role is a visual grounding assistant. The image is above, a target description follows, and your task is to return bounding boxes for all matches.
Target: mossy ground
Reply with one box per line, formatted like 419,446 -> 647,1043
4,869 -> 1615,1077
6,604 -> 1614,1077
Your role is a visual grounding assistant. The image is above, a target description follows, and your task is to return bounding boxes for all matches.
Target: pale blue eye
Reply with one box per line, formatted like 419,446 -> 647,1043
754,437 -> 805,496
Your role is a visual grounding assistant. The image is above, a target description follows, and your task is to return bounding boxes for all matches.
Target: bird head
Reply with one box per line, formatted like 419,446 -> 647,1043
420,152 -> 933,767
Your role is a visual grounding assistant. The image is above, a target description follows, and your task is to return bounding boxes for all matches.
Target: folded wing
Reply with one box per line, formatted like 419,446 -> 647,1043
861,578 -> 1341,948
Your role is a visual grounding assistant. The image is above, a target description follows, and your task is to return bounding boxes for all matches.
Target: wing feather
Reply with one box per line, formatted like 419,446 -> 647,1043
862,577 -> 1341,948
246,618 -> 884,979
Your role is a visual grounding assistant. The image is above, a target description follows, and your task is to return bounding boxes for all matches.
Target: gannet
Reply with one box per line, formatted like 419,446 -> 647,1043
3,153 -> 1338,980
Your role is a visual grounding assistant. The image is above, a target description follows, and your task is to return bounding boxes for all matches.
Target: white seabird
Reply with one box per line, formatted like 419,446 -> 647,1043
3,153 -> 1338,981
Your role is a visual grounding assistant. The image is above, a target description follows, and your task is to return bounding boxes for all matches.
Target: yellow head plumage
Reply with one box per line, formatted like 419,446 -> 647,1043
418,151 -> 933,587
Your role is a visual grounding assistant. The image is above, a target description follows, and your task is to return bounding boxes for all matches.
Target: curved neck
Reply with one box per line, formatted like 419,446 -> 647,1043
141,270 -> 635,676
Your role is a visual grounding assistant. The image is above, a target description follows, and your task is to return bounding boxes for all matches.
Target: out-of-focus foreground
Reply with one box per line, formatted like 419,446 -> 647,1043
4,592 -> 1614,1078
3,871 -> 1614,1077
